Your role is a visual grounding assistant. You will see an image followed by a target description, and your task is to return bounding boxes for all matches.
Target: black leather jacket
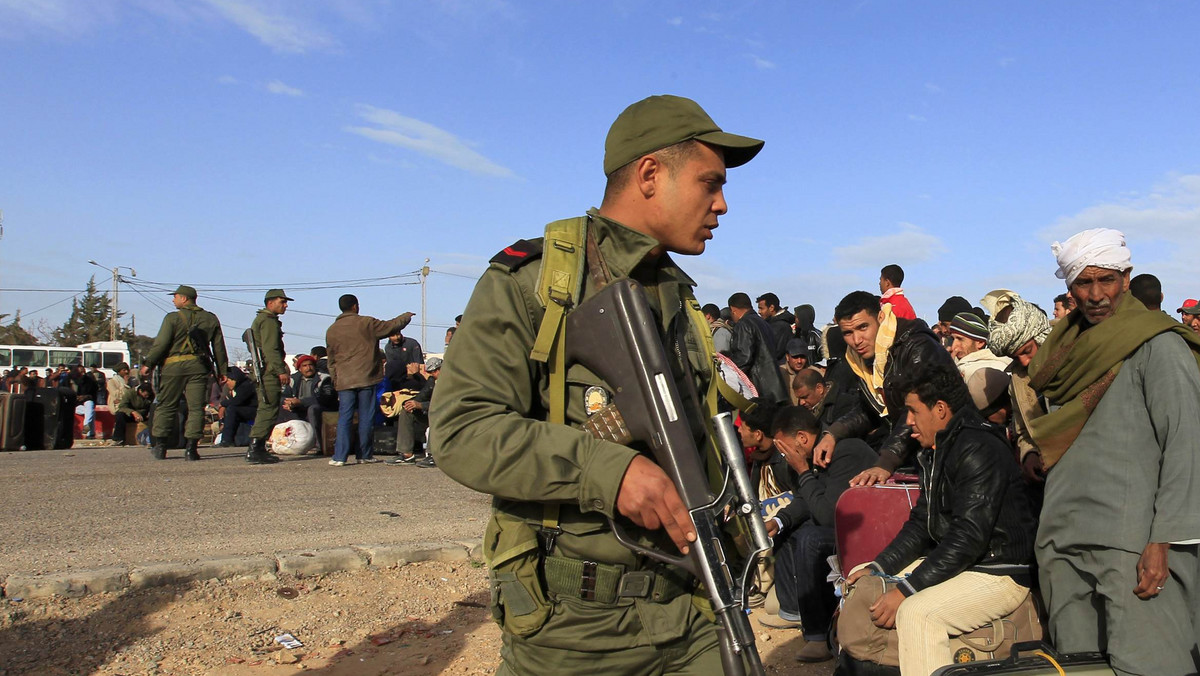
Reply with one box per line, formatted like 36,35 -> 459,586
827,318 -> 955,470
725,312 -> 788,404
872,407 -> 1037,596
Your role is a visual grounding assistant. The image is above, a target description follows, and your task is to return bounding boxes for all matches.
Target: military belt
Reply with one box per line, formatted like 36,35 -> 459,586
542,556 -> 693,605
164,354 -> 199,365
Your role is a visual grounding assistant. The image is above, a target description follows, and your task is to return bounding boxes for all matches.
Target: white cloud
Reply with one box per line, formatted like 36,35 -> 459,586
748,54 -> 775,70
200,0 -> 334,53
666,16 -> 683,26
0,0 -> 115,36
265,79 -> 303,96
924,82 -> 942,94
216,74 -> 239,85
833,223 -> 948,268
1042,174 -> 1200,243
345,105 -> 516,179
907,114 -> 927,122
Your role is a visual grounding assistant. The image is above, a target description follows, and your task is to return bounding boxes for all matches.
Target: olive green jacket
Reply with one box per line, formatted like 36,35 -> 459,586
431,214 -> 715,649
144,304 -> 229,377
116,387 -> 153,418
251,309 -> 287,377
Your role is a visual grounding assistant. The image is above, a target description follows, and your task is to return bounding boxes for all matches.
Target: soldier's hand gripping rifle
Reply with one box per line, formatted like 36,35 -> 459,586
565,278 -> 772,676
242,328 -> 267,391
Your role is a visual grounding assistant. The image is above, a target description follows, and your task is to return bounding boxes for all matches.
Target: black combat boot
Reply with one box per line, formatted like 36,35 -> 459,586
184,439 -> 200,461
246,438 -> 278,464
151,440 -> 167,460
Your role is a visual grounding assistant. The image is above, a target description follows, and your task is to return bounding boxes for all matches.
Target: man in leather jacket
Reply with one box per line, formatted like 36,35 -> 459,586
812,290 -> 955,484
724,291 -> 789,404
845,362 -> 1037,676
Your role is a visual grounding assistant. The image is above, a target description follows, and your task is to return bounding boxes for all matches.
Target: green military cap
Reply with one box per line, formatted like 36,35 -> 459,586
603,95 -> 765,176
170,285 -> 197,299
265,288 -> 295,302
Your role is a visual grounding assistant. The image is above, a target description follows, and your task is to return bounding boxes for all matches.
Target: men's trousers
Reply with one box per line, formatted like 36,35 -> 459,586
394,409 -> 428,457
112,411 -> 144,444
1039,542 -> 1199,676
153,374 -> 208,441
222,405 -> 256,445
250,376 -> 281,440
773,522 -> 837,641
334,387 -> 375,462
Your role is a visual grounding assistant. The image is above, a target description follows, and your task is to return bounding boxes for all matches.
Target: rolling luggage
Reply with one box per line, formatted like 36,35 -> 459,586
27,387 -> 74,450
932,642 -> 1113,675
0,392 -> 27,450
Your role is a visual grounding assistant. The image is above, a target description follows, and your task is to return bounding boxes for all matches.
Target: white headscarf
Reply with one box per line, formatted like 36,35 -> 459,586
1052,228 -> 1132,286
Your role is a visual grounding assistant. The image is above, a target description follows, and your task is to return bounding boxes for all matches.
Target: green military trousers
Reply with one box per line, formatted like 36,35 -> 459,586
152,373 -> 208,441
496,603 -> 721,676
250,376 -> 282,441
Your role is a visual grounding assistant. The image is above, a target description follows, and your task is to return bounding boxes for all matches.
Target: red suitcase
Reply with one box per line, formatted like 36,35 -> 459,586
834,475 -> 920,574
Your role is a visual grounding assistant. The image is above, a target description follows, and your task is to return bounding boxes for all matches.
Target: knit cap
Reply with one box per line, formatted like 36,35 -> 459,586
948,312 -> 989,343
938,296 -> 973,323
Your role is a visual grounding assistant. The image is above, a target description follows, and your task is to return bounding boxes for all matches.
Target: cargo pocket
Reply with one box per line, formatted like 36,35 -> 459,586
484,513 -> 552,637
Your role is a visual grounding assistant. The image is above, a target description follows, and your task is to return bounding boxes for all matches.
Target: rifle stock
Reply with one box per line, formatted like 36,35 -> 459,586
565,278 -> 770,676
242,328 -> 267,391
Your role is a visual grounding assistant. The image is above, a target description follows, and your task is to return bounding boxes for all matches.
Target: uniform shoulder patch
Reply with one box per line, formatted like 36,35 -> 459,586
489,238 -> 543,272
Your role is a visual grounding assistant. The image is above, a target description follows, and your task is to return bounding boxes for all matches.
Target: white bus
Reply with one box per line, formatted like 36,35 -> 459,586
0,340 -> 132,379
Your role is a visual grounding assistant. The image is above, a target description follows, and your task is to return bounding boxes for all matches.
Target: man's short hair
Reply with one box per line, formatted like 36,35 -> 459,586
338,294 -> 358,312
900,362 -> 972,414
740,398 -> 778,434
455,314 -> 464,323
1053,293 -> 1071,307
771,405 -> 821,437
728,292 -> 754,310
310,346 -> 327,358
603,139 -> 702,202
702,303 -> 721,319
1129,273 -> 1162,310
756,293 -> 780,310
880,264 -> 905,287
834,291 -> 881,323
793,367 -> 824,391
137,382 -> 153,394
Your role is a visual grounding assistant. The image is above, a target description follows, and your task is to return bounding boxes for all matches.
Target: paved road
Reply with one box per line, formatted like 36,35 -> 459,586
0,444 -> 492,577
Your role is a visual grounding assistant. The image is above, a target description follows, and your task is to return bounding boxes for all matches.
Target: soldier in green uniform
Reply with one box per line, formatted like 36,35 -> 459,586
245,289 -> 292,464
140,285 -> 228,461
430,96 -> 763,674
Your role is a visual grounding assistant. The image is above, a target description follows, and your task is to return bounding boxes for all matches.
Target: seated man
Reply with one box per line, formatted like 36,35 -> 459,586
218,367 -> 257,448
109,382 -> 154,447
844,363 -> 1036,676
946,312 -> 1011,381
404,357 -> 442,468
282,355 -> 336,454
385,360 -> 428,464
770,405 -> 877,662
69,362 -> 100,439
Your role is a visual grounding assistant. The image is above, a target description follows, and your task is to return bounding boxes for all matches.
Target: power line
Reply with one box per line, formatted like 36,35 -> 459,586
0,288 -> 89,293
21,292 -> 84,318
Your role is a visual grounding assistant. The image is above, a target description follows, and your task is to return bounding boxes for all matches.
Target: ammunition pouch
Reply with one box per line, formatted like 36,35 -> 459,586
484,511 -> 553,638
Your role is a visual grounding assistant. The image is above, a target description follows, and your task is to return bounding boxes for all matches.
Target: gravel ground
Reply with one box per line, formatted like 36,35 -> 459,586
0,560 -> 835,675
0,444 -> 491,576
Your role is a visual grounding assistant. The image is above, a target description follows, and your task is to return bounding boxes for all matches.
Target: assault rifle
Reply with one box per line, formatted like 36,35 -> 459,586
565,278 -> 771,676
242,327 -> 267,391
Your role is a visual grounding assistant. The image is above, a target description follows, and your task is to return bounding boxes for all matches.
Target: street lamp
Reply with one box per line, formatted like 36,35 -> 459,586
87,260 -> 137,341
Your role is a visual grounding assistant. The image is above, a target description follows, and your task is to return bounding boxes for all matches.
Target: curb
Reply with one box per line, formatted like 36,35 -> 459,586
1,540 -> 484,601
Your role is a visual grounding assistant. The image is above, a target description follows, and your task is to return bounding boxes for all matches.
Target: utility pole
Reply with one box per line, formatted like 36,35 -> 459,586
88,260 -> 136,342
420,259 -> 430,350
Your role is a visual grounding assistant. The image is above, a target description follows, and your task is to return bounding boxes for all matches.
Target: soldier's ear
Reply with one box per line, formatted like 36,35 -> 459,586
634,155 -> 661,198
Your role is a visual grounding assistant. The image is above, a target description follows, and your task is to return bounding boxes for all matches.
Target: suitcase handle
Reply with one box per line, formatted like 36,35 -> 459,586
1007,641 -> 1060,663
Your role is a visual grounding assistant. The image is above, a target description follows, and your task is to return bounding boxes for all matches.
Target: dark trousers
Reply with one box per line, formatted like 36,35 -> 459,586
112,411 -> 148,445
775,521 -> 837,641
222,405 -> 256,445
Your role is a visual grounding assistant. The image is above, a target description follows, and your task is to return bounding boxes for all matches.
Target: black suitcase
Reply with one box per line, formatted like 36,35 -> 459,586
0,392 -> 27,450
932,642 -> 1113,676
27,387 -> 75,450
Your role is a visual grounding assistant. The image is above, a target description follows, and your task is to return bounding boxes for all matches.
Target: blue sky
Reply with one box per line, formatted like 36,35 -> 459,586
2,1 -> 1199,355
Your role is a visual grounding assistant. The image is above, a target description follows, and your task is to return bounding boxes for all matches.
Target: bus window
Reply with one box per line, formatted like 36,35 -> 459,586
0,348 -> 9,368
103,352 -> 125,368
14,348 -> 48,367
82,351 -> 102,368
49,349 -> 82,367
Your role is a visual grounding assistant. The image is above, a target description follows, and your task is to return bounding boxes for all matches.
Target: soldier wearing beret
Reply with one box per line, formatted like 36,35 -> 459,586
431,96 -> 763,674
141,285 -> 228,461
246,289 -> 292,464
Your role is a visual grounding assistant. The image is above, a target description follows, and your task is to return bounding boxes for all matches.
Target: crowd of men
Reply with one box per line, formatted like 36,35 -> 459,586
428,94 -> 1200,676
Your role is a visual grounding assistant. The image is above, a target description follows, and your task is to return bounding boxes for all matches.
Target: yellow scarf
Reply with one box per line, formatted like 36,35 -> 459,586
845,305 -> 897,415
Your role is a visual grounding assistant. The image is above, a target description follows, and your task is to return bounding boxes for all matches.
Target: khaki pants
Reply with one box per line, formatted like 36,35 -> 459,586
152,373 -> 207,441
250,376 -> 281,440
496,603 -> 721,676
894,559 -> 1030,676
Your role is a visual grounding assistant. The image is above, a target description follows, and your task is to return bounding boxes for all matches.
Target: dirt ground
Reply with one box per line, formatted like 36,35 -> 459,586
0,561 -> 836,676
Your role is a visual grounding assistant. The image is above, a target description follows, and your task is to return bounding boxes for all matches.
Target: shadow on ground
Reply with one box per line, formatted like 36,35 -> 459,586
0,586 -> 175,675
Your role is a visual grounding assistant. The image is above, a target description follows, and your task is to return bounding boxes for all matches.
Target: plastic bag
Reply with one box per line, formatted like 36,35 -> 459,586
268,420 -> 315,455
